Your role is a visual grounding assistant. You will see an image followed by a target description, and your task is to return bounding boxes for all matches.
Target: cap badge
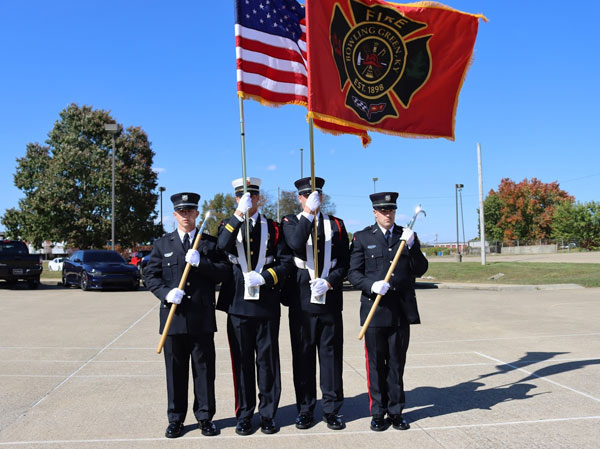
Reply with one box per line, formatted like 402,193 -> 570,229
182,195 -> 188,201
385,195 -> 391,201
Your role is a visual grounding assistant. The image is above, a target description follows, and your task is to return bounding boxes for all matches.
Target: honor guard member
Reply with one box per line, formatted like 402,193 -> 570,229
144,192 -> 230,438
282,177 -> 350,430
216,177 -> 293,436
347,192 -> 428,432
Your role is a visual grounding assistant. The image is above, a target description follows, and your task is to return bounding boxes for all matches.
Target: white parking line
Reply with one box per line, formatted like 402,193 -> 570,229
27,304 -> 159,410
412,332 -> 600,344
474,352 -> 600,402
0,416 -> 598,446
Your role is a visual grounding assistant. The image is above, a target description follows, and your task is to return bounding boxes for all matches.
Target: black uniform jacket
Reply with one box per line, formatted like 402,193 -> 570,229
282,213 -> 349,314
216,214 -> 293,318
348,224 -> 428,326
144,230 -> 231,335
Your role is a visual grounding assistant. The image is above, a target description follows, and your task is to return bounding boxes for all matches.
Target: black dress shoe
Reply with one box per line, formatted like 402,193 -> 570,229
236,419 -> 252,436
389,414 -> 410,430
370,415 -> 388,432
295,413 -> 314,429
198,419 -> 218,436
260,417 -> 278,434
165,421 -> 184,438
323,413 -> 345,430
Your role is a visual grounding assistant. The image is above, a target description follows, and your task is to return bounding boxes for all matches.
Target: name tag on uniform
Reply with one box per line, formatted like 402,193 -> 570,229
367,245 -> 377,249
164,252 -> 173,257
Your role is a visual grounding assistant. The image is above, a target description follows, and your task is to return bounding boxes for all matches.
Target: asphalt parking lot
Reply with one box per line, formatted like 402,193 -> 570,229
0,281 -> 599,448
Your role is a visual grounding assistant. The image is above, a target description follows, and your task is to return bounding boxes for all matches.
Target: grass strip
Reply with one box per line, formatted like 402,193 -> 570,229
420,262 -> 600,288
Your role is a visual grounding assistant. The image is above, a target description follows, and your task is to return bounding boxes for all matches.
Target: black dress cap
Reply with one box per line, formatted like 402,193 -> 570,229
370,192 -> 398,210
294,176 -> 325,195
170,192 -> 200,211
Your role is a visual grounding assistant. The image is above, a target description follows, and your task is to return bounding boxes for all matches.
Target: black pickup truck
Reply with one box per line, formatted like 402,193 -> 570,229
0,240 -> 43,289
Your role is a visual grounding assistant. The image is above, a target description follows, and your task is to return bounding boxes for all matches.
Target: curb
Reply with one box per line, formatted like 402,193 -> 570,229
416,281 -> 584,291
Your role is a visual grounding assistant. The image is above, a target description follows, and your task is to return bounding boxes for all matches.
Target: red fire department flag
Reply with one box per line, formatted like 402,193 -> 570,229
306,0 -> 487,141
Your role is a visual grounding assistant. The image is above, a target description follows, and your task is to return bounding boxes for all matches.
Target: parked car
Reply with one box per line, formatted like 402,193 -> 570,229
0,240 -> 43,289
62,249 -> 140,291
48,257 -> 66,271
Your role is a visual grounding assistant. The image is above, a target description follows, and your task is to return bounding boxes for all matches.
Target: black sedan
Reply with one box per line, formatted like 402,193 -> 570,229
62,250 -> 140,291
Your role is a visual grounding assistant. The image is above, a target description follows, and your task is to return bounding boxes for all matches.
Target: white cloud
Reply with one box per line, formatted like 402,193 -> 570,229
153,167 -> 166,174
266,164 -> 277,171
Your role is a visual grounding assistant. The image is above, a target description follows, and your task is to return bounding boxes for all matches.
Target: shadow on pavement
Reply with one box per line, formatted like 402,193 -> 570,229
406,351 -> 599,424
405,380 -> 543,422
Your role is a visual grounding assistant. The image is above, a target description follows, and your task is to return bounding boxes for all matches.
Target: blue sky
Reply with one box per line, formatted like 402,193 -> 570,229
1,1 -> 599,244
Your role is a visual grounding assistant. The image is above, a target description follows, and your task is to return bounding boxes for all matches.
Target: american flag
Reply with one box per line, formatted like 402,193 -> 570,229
235,0 -> 307,106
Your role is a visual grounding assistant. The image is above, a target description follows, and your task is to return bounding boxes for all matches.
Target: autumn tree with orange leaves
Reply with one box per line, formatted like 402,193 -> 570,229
483,178 -> 573,242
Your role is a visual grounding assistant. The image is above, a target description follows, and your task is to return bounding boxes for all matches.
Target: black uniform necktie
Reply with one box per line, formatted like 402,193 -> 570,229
385,230 -> 391,246
183,233 -> 190,251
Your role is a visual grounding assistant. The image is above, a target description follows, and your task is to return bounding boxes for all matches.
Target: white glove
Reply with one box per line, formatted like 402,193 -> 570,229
236,192 -> 252,215
166,288 -> 184,304
401,228 -> 415,249
185,249 -> 200,267
371,280 -> 390,296
244,271 -> 266,288
310,278 -> 330,296
305,191 -> 321,212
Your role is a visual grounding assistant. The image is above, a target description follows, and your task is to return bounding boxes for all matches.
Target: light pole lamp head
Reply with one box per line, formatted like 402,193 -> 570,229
455,183 -> 464,189
159,186 -> 166,192
104,123 -> 118,134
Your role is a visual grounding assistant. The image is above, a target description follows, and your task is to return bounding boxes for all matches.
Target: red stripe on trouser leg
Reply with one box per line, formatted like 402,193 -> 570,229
227,333 -> 240,415
364,341 -> 373,414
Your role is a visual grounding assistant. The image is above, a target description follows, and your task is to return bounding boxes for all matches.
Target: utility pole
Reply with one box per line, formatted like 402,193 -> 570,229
372,177 -> 378,193
477,143 -> 486,265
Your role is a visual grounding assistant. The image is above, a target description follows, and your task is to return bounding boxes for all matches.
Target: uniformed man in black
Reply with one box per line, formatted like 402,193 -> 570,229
216,177 -> 293,436
348,192 -> 428,432
282,177 -> 349,430
144,192 -> 230,438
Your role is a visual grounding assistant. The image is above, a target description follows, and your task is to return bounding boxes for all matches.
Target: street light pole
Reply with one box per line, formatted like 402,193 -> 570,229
455,183 -> 464,262
459,187 -> 466,255
277,186 -> 280,222
372,177 -> 378,193
104,123 -> 119,250
159,187 -> 166,234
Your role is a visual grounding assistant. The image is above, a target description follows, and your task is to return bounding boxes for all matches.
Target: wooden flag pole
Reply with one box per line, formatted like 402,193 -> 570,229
309,117 -> 318,277
357,240 -> 407,340
238,96 -> 252,270
157,211 -> 212,354
357,205 -> 426,340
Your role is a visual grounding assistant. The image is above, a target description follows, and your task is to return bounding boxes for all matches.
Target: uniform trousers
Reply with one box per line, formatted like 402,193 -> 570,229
163,332 -> 216,423
290,309 -> 344,416
364,322 -> 410,416
227,314 -> 281,421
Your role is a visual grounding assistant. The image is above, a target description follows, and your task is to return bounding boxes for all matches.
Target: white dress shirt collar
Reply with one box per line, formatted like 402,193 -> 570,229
177,227 -> 197,244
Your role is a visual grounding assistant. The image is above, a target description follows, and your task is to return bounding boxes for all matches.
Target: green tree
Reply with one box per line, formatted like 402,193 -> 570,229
1,104 -> 162,248
200,193 -> 237,236
261,190 -> 337,221
481,192 -> 504,242
552,201 -> 600,250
